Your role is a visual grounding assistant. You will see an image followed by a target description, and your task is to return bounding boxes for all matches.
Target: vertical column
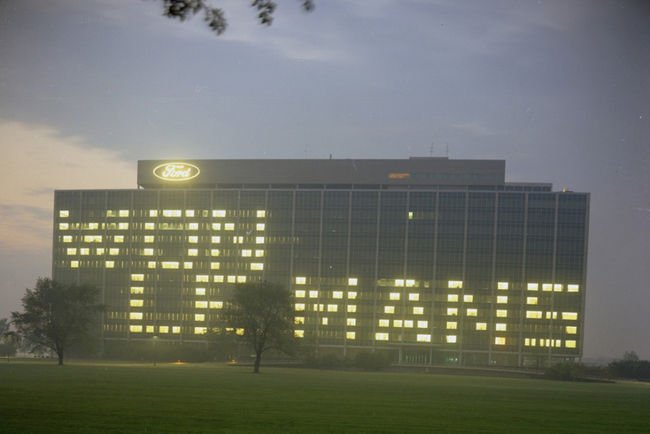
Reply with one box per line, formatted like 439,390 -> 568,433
371,191 -> 382,351
547,193 -> 559,364
488,192 -> 499,364
429,191 -> 439,365
458,192 -> 469,364
517,193 -> 529,366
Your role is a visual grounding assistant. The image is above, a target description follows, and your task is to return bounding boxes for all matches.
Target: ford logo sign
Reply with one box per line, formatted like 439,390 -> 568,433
153,162 -> 200,182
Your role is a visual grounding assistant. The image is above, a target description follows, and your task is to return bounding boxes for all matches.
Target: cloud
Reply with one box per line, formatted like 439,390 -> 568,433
1,119 -> 135,251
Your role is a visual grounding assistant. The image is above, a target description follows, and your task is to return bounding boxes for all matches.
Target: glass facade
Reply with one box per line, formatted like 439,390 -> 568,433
52,159 -> 588,367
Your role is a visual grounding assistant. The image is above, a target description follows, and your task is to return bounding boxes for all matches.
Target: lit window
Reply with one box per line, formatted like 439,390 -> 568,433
446,335 -> 457,343
130,299 -> 144,307
162,261 -> 179,269
256,210 -> 266,218
209,301 -> 223,309
59,223 -> 69,230
233,236 -> 244,244
195,287 -> 206,296
159,326 -> 169,334
211,236 -> 221,244
562,312 -> 578,321
446,321 -> 457,330
144,235 -> 155,243
194,314 -> 205,322
172,326 -> 181,334
565,340 -> 577,348
212,223 -> 222,231
294,330 -> 305,338
213,275 -> 224,282
448,280 -> 463,289
130,287 -> 144,294
497,281 -> 509,290
447,307 -> 458,316
527,297 -> 538,305
389,292 -> 400,301
227,275 -> 236,283
114,235 -> 124,243
496,309 -> 508,318
333,291 -> 343,299
185,222 -> 198,231
109,248 -> 119,255
309,290 -> 319,298
255,223 -> 265,231
194,327 -> 207,335
408,211 -> 414,220
70,260 -> 79,268
184,262 -> 193,269
94,248 -> 103,256
553,284 -> 563,292
404,320 -> 414,328
321,317 -> 328,325
255,249 -> 264,257
59,210 -> 69,218
241,249 -> 252,257
131,274 -> 144,281
466,308 -> 478,317
567,284 -> 579,293
384,306 -> 395,314
393,320 -> 403,328
347,318 -> 356,326
251,263 -> 264,271
409,293 -> 419,301
209,249 -> 220,257
566,326 -> 577,334
143,248 -> 154,256
63,235 -> 73,243
147,261 -> 156,269
417,320 -> 428,328
476,322 -> 487,331
146,325 -> 156,333
196,275 -> 208,282
327,304 -> 338,312
347,305 -> 357,313
224,223 -> 235,231
495,323 -> 507,331
83,235 -> 102,243
526,310 -> 543,319
348,291 -> 357,299
497,296 -> 508,304
348,277 -> 358,286
185,210 -> 195,217
66,248 -> 77,255
195,301 -> 208,309
542,283 -> 552,292
255,236 -> 265,244
375,333 -> 389,341
527,283 -> 538,291
295,277 -> 306,285
295,303 -> 305,311
237,276 -> 247,283
149,210 -> 158,217
87,222 -> 99,230
546,311 -> 558,319
162,210 -> 181,217
206,262 -> 218,270
129,325 -> 143,333
105,261 -> 114,268
213,210 -> 226,218
447,294 -> 459,302
294,317 -> 305,325
464,295 -> 474,303
494,337 -> 506,345
144,222 -> 156,230
395,279 -> 404,287
413,306 -> 424,315
417,334 -> 431,343
406,279 -> 415,287
346,331 -> 356,340
118,222 -> 129,230
295,290 -> 305,298
129,312 -> 143,320
184,249 -> 197,257
119,210 -> 129,217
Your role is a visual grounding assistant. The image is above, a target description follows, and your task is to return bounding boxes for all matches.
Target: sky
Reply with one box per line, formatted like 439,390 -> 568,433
0,0 -> 648,360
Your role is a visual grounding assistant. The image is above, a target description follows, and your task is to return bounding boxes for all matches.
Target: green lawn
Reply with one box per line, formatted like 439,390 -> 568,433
0,361 -> 649,433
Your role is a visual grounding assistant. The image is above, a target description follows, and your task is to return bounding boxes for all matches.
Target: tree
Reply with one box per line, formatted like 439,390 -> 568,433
227,281 -> 294,373
0,318 -> 19,360
159,0 -> 315,36
11,278 -> 103,365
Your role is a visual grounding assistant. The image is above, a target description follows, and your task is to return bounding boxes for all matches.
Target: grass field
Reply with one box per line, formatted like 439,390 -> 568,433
1,361 -> 649,433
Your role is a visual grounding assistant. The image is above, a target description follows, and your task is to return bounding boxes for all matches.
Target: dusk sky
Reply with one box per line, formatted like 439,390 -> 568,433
1,0 -> 648,359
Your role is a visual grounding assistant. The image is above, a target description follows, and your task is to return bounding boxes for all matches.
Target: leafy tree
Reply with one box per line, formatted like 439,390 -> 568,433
227,281 -> 294,373
623,350 -> 640,362
11,278 -> 103,365
0,318 -> 19,359
159,0 -> 315,36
